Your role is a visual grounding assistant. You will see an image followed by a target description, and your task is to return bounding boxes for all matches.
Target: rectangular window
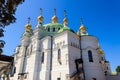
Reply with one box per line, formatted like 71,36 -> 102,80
48,28 -> 50,32
24,74 -> 27,79
58,49 -> 61,60
88,50 -> 93,62
101,57 -> 104,60
58,49 -> 61,64
92,78 -> 96,80
53,27 -> 55,32
41,52 -> 44,63
14,67 -> 16,73
107,66 -> 109,70
57,77 -> 61,80
30,45 -> 33,55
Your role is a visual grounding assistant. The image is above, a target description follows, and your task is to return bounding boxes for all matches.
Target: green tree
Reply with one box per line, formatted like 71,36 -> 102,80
116,66 -> 120,73
0,0 -> 25,54
0,0 -> 25,27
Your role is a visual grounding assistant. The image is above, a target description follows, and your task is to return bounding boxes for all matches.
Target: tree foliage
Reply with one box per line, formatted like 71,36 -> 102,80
0,0 -> 24,27
0,0 -> 24,55
116,66 -> 120,73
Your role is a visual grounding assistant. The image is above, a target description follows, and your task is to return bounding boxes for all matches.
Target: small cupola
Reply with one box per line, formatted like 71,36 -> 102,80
77,18 -> 88,36
37,8 -> 44,26
52,8 -> 58,23
63,10 -> 68,26
23,17 -> 33,37
25,17 -> 32,32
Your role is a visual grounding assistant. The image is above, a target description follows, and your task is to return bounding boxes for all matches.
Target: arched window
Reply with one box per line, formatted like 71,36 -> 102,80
88,50 -> 93,62
48,27 -> 50,32
92,78 -> 96,80
107,66 -> 109,70
101,57 -> 104,60
30,45 -> 33,55
14,67 -> 16,74
41,52 -> 44,63
58,27 -> 60,30
24,74 -> 27,79
58,49 -> 61,63
57,77 -> 61,80
53,27 -> 55,32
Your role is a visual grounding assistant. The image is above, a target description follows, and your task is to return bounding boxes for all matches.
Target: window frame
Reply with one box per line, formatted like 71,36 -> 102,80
88,50 -> 93,62
48,27 -> 50,32
57,77 -> 61,80
53,27 -> 55,32
41,52 -> 44,63
58,49 -> 61,60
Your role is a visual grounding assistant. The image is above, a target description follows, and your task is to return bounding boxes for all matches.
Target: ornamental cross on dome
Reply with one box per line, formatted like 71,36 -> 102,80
64,10 -> 67,18
40,8 -> 42,15
28,17 -> 31,24
54,8 -> 56,16
80,18 -> 84,25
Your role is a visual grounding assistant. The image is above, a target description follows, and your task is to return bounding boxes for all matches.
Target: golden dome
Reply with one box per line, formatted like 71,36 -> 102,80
77,31 -> 81,36
25,24 -> 31,30
63,18 -> 68,23
52,15 -> 58,22
80,25 -> 86,31
38,15 -> 44,21
99,49 -> 104,54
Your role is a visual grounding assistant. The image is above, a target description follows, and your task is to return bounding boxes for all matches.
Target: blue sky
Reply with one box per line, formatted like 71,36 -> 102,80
2,0 -> 120,71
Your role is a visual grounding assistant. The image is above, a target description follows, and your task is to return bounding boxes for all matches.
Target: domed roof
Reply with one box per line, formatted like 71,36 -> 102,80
52,15 -> 58,22
38,15 -> 44,21
63,18 -> 68,23
58,26 -> 74,33
99,49 -> 104,54
44,23 -> 63,29
25,24 -> 31,30
25,17 -> 32,31
80,25 -> 86,31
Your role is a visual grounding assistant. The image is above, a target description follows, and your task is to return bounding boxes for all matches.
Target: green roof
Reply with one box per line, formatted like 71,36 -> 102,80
43,23 -> 64,29
42,23 -> 75,34
58,26 -> 74,33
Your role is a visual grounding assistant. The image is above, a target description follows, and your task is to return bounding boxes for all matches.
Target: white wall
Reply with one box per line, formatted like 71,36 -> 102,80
81,36 -> 106,80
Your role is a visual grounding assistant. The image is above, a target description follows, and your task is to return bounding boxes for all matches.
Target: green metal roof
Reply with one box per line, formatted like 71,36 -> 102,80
43,23 -> 64,29
58,26 -> 75,33
42,23 -> 75,34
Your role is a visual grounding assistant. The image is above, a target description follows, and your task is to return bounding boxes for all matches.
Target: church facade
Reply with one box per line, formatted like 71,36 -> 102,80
8,9 -> 120,80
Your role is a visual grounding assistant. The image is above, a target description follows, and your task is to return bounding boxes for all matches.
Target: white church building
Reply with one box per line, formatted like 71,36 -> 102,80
5,9 -> 120,80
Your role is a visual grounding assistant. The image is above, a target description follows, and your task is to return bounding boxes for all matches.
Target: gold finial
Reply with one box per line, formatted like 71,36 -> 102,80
26,17 -> 31,30
38,8 -> 44,21
80,18 -> 86,31
63,10 -> 68,23
52,8 -> 58,23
